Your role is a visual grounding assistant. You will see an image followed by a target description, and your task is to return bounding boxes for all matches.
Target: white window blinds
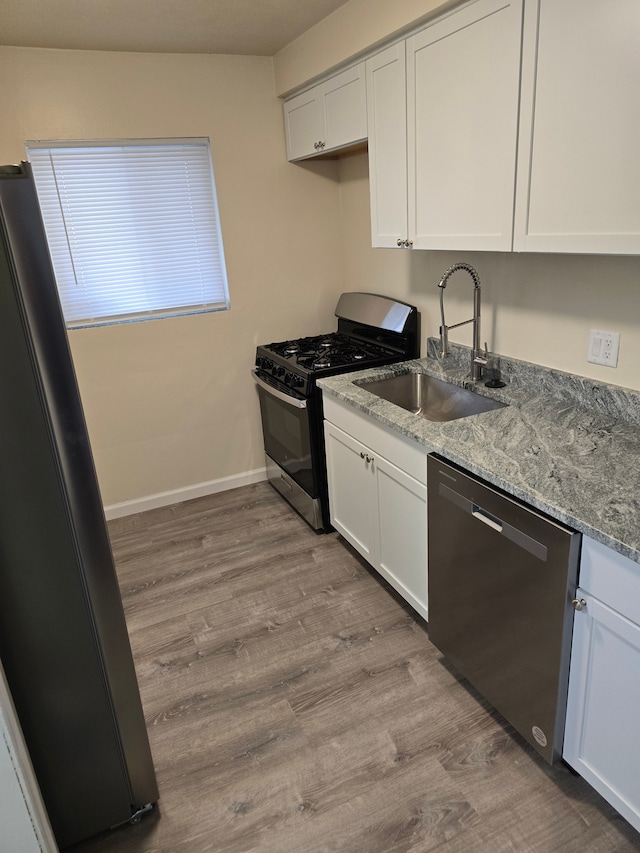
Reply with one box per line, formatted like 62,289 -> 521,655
26,138 -> 230,328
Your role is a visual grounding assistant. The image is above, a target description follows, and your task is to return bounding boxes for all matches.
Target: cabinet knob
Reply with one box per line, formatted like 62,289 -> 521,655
406,240 -> 413,247
572,598 -> 587,612
360,451 -> 366,459
397,238 -> 403,246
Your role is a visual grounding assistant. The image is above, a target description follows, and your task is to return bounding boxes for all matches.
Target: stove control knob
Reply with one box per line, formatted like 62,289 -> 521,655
293,376 -> 304,388
275,366 -> 285,377
284,372 -> 292,385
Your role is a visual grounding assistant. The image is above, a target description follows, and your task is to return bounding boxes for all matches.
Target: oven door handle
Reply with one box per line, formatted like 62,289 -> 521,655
251,369 -> 308,409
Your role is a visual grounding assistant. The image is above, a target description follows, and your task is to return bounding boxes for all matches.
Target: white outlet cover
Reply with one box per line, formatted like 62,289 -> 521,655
588,329 -> 620,368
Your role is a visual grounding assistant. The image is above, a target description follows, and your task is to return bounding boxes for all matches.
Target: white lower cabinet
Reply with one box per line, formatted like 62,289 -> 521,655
564,536 -> 640,833
323,396 -> 428,621
324,422 -> 378,565
0,663 -> 56,853
376,454 -> 428,619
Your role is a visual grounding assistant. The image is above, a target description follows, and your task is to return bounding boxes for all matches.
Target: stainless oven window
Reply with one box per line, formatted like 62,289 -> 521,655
264,397 -> 304,461
257,386 -> 315,495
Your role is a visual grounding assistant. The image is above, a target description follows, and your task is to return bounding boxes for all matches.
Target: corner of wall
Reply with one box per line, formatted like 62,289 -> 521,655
273,0 -> 455,97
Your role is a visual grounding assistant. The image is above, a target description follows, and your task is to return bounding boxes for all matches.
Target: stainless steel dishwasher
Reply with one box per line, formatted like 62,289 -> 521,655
427,455 -> 581,764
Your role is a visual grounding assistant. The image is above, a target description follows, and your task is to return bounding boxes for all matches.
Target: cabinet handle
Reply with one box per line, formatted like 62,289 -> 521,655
572,598 -> 587,612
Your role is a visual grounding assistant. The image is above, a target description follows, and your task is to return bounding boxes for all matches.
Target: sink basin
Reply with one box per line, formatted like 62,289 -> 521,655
360,372 -> 507,422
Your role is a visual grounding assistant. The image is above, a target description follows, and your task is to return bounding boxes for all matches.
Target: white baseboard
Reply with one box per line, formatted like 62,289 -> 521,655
104,467 -> 267,520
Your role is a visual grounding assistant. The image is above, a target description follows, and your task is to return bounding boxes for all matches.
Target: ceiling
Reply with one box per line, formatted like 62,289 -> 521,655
0,0 -> 352,56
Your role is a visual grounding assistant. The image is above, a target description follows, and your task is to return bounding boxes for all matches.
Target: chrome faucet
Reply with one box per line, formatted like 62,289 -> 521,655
437,262 -> 488,381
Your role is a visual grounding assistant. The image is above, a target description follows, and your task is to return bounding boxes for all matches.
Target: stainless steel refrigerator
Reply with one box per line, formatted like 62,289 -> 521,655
0,162 -> 158,848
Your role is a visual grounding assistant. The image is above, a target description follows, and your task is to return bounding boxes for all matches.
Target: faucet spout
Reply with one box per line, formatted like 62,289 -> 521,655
436,263 -> 485,381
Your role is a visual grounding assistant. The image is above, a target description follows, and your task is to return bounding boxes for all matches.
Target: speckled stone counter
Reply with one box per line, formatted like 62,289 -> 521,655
318,341 -> 640,564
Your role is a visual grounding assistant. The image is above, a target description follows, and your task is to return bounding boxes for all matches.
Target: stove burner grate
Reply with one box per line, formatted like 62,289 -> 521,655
265,332 -> 396,374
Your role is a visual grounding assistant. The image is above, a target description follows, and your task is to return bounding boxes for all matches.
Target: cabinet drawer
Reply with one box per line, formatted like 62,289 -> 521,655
323,394 -> 427,484
579,536 -> 640,625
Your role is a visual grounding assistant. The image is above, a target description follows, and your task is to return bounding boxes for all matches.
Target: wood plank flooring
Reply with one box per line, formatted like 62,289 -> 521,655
70,483 -> 640,853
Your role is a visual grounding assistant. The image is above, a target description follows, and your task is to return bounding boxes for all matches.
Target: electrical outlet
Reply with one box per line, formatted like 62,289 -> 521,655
587,329 -> 620,368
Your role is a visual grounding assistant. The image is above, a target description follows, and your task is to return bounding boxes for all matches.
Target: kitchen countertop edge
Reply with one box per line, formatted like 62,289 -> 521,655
318,355 -> 640,565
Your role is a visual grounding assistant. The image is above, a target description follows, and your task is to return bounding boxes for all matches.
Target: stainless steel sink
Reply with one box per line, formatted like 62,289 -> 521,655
360,372 -> 507,422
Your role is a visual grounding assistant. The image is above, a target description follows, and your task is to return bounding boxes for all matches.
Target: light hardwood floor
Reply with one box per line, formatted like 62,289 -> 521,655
71,483 -> 640,852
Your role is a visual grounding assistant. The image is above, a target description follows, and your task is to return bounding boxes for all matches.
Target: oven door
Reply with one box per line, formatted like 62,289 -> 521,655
252,369 -> 317,498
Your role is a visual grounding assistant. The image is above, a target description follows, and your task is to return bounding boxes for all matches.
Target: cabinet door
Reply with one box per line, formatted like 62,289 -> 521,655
284,64 -> 367,161
284,85 -> 324,161
0,665 -> 56,853
376,455 -> 428,621
564,590 -> 640,833
324,422 -> 377,563
0,724 -> 43,853
514,0 -> 640,254
406,0 -> 523,251
322,63 -> 367,152
366,43 -> 409,248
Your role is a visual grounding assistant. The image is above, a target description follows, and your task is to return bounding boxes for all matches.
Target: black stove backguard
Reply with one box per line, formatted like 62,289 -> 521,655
253,293 -> 419,531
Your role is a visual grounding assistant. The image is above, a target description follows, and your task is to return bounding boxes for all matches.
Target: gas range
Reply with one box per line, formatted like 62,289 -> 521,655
255,332 -> 407,398
252,292 -> 419,531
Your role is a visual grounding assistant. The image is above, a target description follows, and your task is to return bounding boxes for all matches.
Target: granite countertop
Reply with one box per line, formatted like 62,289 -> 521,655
318,341 -> 640,565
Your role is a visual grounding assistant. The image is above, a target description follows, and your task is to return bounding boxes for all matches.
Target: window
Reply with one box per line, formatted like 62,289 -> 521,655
26,138 -> 230,328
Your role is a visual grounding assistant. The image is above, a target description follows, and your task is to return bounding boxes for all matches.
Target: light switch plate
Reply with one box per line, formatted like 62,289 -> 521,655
587,329 -> 620,367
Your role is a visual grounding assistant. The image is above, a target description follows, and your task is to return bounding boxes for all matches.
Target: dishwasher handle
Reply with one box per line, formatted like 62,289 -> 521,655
472,506 -> 502,533
438,482 -> 548,561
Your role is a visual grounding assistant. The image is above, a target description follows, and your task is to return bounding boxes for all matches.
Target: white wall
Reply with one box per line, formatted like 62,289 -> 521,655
0,46 -> 345,508
338,154 -> 640,391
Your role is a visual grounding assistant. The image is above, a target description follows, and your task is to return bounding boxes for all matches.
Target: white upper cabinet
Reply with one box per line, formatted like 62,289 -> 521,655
514,0 -> 640,254
283,88 -> 324,162
366,42 -> 409,248
284,63 -> 367,161
366,0 -> 523,251
406,0 -> 523,251
288,0 -> 640,255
